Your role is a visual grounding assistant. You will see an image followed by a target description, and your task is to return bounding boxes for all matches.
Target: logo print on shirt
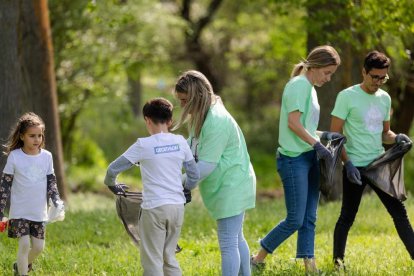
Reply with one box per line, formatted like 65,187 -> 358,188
26,165 -> 44,182
154,144 -> 180,154
364,103 -> 384,133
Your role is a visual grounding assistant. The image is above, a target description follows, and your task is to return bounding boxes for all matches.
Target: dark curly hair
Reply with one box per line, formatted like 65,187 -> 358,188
142,98 -> 173,124
364,51 -> 390,73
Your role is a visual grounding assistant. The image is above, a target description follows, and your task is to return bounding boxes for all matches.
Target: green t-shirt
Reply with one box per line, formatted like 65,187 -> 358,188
278,75 -> 320,157
190,103 -> 256,220
331,84 -> 391,166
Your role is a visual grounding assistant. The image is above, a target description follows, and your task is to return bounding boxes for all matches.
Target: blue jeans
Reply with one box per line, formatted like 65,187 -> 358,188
217,212 -> 250,276
260,150 -> 320,258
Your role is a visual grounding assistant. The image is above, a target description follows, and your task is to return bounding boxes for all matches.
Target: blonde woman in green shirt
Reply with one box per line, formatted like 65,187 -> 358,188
251,45 -> 342,273
174,70 -> 256,276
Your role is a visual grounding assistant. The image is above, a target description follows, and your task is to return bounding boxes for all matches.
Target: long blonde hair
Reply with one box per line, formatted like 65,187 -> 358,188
173,70 -> 215,138
4,112 -> 46,155
291,45 -> 341,78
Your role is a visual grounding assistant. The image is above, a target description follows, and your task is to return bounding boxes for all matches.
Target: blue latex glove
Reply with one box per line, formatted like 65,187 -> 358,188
395,134 -> 412,144
321,131 -> 344,140
108,184 -> 129,196
313,141 -> 332,161
344,160 -> 362,185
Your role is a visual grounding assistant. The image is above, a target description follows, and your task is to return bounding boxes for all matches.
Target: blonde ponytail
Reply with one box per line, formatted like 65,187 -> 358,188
291,46 -> 341,78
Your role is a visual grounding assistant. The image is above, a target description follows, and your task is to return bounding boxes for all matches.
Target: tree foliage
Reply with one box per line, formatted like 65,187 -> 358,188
0,0 -> 67,198
305,0 -> 414,133
45,0 -> 414,193
49,0 -> 179,163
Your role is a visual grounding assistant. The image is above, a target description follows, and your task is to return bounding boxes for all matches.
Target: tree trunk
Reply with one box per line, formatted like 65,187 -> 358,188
0,0 -> 67,199
128,74 -> 142,118
180,0 -> 224,93
388,44 -> 414,134
394,73 -> 414,134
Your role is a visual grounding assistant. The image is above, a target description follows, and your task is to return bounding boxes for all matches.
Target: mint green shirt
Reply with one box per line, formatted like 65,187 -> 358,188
191,103 -> 256,220
331,85 -> 391,166
278,75 -> 320,157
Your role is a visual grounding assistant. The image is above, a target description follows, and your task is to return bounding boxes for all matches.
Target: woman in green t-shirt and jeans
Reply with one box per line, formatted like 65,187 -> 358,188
174,70 -> 256,276
251,45 -> 342,273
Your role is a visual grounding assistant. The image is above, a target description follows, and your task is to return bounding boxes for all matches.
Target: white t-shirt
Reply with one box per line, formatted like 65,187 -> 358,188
3,148 -> 54,221
122,132 -> 194,209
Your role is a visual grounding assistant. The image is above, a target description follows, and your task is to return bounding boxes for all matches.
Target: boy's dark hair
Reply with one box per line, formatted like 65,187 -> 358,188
142,98 -> 173,124
364,51 -> 391,73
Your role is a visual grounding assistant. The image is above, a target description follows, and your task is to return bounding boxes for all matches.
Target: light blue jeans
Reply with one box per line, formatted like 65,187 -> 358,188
260,150 -> 320,258
217,212 -> 250,276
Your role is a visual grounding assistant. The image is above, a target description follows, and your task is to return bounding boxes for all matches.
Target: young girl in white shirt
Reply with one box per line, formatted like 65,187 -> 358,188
0,112 -> 62,276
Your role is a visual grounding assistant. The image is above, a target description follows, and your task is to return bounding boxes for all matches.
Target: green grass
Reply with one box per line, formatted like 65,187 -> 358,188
1,192 -> 414,275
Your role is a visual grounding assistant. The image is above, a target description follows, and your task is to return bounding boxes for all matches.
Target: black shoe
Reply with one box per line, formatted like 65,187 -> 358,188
334,258 -> 346,272
13,262 -> 18,276
13,262 -> 33,275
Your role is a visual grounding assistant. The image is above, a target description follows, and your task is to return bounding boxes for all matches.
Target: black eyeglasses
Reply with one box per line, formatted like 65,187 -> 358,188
368,73 -> 389,84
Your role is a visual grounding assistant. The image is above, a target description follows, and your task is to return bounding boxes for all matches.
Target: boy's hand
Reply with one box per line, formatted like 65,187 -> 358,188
108,184 -> 129,196
183,188 -> 192,204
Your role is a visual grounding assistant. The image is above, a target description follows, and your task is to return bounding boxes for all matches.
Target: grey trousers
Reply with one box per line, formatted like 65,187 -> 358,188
138,204 -> 184,276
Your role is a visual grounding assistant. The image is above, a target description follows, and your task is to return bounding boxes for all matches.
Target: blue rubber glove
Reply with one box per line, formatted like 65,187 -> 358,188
395,134 -> 412,144
313,142 -> 332,161
344,160 -> 362,185
108,184 -> 129,196
321,131 -> 344,140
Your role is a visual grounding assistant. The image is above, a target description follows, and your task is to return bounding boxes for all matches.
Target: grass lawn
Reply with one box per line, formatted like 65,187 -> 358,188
1,191 -> 414,275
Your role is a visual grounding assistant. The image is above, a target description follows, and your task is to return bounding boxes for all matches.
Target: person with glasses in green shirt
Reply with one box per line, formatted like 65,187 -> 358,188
331,50 -> 414,270
251,45 -> 342,274
173,70 -> 256,276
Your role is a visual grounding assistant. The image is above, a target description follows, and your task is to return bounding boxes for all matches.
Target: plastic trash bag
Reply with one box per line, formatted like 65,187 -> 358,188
116,191 -> 142,246
116,191 -> 182,253
319,136 -> 347,196
361,141 -> 412,201
47,199 -> 65,224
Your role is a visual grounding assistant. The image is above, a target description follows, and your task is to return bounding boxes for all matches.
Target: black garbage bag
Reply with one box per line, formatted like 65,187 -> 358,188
115,191 -> 182,253
360,141 -> 412,201
319,136 -> 347,196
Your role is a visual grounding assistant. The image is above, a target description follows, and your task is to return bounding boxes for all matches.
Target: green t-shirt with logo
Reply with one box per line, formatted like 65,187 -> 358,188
331,84 -> 391,166
278,75 -> 320,157
190,103 -> 256,220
